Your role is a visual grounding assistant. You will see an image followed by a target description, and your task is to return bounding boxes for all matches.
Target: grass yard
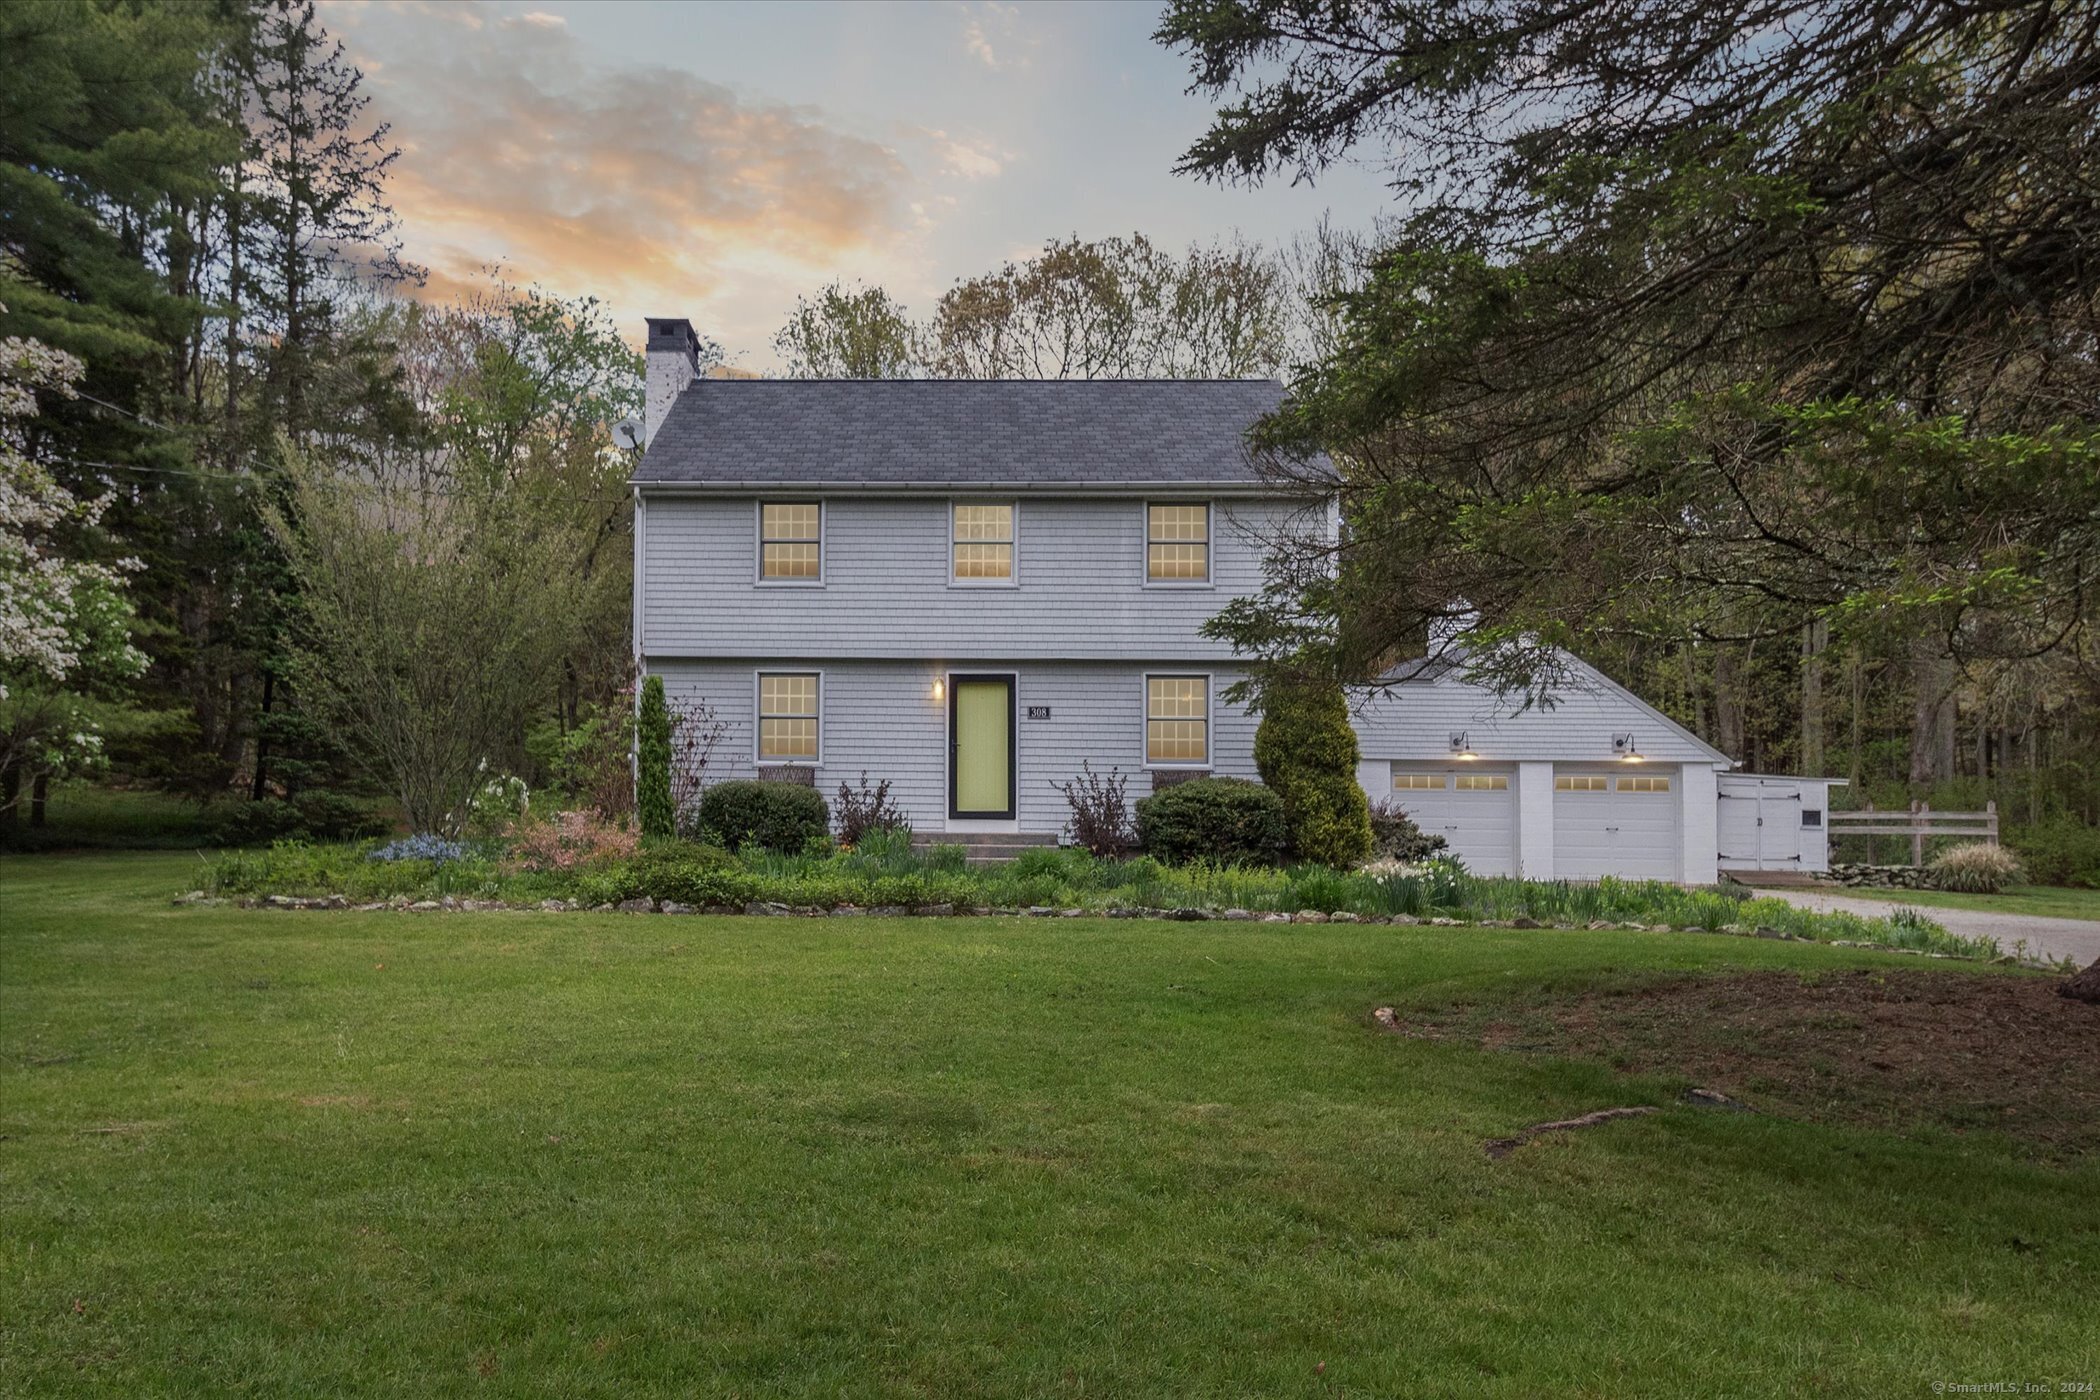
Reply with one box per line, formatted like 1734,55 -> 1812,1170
3,852 -> 2096,1395
1827,883 -> 2100,924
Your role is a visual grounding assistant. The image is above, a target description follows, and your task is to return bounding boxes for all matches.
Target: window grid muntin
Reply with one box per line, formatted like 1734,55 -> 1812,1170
1618,774 -> 1671,793
1145,676 -> 1208,764
760,502 -> 822,580
1455,773 -> 1508,791
758,672 -> 820,760
1147,503 -> 1210,582
1556,774 -> 1609,792
1391,772 -> 1445,791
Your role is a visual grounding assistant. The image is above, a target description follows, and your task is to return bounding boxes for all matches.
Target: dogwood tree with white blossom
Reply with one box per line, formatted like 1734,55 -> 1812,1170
1,320 -> 147,806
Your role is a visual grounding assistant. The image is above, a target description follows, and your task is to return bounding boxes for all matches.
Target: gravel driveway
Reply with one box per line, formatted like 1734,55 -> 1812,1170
1760,888 -> 2100,968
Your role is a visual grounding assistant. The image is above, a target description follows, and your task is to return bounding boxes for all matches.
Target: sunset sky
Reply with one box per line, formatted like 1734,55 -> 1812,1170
325,0 -> 1396,369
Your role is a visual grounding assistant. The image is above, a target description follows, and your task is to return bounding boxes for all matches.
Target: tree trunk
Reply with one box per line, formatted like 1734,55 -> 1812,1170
251,668 -> 275,801
30,771 -> 48,827
1909,638 -> 1954,786
1800,619 -> 1826,775
1713,645 -> 1745,761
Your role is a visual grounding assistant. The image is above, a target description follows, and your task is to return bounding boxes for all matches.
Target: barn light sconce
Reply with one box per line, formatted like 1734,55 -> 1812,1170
1449,731 -> 1476,759
1613,732 -> 1643,762
932,677 -> 945,702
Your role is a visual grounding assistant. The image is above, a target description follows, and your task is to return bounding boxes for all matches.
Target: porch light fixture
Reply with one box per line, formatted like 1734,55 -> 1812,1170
1449,731 -> 1476,759
1613,732 -> 1643,761
932,677 -> 945,702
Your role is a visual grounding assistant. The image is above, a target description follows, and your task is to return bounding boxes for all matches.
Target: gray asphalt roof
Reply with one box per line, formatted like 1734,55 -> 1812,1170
634,378 -> 1322,490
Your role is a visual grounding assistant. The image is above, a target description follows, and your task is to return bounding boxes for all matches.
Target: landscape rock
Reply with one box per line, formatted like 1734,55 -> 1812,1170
869,906 -> 908,917
2057,957 -> 2100,1005
1220,908 -> 1254,921
172,890 -> 211,906
1260,912 -> 1290,923
1389,913 -> 1419,925
409,901 -> 441,911
1328,911 -> 1360,924
659,901 -> 695,915
1291,910 -> 1329,924
616,898 -> 656,913
919,903 -> 955,916
1166,907 -> 1209,921
1510,916 -> 1543,929
1027,906 -> 1055,917
539,899 -> 567,912
745,901 -> 790,917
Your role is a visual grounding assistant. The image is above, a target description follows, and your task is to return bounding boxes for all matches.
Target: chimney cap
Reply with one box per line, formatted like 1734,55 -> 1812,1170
645,317 -> 700,353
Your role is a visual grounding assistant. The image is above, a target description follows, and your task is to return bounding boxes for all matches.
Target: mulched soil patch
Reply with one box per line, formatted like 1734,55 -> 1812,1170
1388,969 -> 2100,1158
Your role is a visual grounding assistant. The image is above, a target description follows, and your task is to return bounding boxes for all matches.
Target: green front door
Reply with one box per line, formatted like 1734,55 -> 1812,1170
950,677 -> 1014,819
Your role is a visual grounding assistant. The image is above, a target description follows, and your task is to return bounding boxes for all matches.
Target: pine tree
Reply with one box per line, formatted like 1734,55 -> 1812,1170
636,677 -> 674,840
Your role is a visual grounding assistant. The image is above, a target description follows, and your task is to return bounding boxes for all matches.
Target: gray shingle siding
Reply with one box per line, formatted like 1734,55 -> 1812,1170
653,659 -> 1258,834
635,377 -> 1325,489
640,495 -> 1312,661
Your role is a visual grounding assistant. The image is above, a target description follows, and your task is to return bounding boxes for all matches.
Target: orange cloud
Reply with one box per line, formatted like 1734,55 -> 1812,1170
331,1 -> 919,354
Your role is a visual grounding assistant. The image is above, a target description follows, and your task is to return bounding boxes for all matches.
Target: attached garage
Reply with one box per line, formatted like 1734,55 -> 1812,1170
1387,763 -> 1516,877
1552,765 -> 1684,882
1350,648 -> 1735,884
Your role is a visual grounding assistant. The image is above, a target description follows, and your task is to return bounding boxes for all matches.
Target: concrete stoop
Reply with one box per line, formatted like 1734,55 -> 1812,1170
914,830 -> 1063,866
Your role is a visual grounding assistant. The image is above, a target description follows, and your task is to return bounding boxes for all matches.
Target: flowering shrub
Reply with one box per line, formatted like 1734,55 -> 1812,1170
369,833 -> 470,864
463,772 -> 529,838
508,809 -> 638,872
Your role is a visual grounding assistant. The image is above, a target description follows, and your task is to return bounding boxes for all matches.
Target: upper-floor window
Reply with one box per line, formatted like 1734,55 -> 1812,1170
1146,503 -> 1209,583
759,502 -> 821,581
952,503 -> 1014,583
758,672 -> 820,761
1145,675 -> 1209,765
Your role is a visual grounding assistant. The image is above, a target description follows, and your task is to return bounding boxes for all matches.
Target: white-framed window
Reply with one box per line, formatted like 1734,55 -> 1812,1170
1556,774 -> 1609,792
1618,774 -> 1672,793
952,502 -> 1015,583
1146,503 -> 1210,583
1144,675 -> 1209,765
758,502 -> 821,581
757,673 -> 820,761
1391,771 -> 1444,791
1455,773 -> 1508,791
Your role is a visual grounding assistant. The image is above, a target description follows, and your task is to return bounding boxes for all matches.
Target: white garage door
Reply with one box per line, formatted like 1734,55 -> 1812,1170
1388,763 -> 1515,876
1553,766 -> 1681,882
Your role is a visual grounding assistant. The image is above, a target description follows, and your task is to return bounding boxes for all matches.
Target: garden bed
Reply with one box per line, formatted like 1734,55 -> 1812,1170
1383,968 -> 2100,1157
194,832 -> 2005,961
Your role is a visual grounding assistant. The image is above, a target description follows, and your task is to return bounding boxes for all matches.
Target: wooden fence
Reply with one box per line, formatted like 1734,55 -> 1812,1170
1825,800 -> 1999,866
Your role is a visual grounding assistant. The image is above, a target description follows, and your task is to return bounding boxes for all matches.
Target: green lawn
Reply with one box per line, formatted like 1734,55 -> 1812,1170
3,852 -> 2095,1395
1826,882 -> 2100,923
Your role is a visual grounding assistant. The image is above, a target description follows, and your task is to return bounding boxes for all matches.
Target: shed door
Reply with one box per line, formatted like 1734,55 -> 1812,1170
1554,766 -> 1681,881
1718,781 -> 1803,869
1388,764 -> 1515,876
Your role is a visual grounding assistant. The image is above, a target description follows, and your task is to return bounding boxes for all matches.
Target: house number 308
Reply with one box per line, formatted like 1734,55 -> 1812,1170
1026,706 -> 1051,720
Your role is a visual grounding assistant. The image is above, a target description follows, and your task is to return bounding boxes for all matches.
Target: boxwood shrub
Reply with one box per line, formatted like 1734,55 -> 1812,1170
694,780 -> 830,853
1135,777 -> 1290,866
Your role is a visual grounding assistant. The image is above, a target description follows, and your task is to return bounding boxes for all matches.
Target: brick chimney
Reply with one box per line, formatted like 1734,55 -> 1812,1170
643,317 -> 702,449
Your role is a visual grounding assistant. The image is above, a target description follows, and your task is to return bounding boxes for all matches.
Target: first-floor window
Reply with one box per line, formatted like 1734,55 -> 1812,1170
1455,773 -> 1508,791
758,673 -> 819,760
1618,774 -> 1671,793
1145,675 -> 1208,765
1556,774 -> 1608,792
1392,771 -> 1443,791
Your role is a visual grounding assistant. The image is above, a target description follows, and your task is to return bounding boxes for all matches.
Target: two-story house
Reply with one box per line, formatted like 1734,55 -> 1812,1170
634,318 -> 1829,885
